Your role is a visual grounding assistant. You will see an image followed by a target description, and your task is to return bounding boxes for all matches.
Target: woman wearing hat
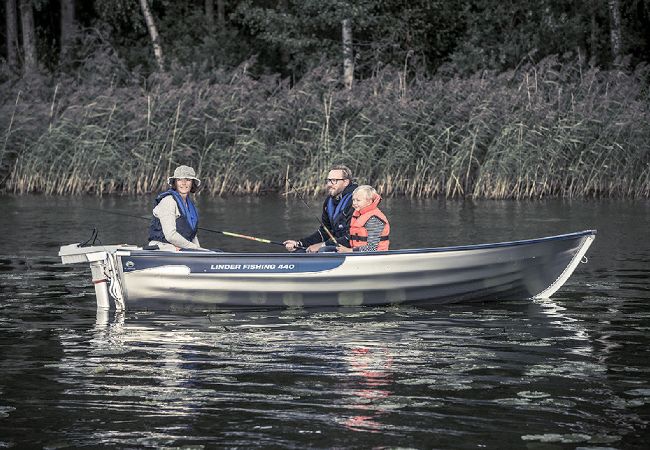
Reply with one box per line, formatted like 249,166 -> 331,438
148,165 -> 204,251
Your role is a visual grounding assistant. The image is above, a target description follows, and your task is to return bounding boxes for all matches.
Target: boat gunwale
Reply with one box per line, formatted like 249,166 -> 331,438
123,230 -> 597,258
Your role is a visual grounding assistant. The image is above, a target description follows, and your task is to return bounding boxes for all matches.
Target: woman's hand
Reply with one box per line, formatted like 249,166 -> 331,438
336,245 -> 353,253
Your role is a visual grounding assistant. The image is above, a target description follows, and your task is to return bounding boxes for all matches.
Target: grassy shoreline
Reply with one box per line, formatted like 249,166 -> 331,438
1,57 -> 649,198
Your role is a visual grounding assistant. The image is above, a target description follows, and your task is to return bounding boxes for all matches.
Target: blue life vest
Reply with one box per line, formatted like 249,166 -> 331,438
148,190 -> 199,244
326,192 -> 353,241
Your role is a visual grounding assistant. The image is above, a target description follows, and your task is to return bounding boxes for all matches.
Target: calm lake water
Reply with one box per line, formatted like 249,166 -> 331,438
0,195 -> 648,448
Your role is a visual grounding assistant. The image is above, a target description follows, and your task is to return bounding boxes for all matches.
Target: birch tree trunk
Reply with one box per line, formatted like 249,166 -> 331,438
205,0 -> 214,32
589,6 -> 599,63
139,0 -> 165,71
342,18 -> 353,90
5,0 -> 18,69
217,0 -> 225,27
19,0 -> 37,74
608,0 -> 623,62
60,0 -> 75,63
277,0 -> 290,68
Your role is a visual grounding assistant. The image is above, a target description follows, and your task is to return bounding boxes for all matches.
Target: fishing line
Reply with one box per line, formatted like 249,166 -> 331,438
284,178 -> 338,243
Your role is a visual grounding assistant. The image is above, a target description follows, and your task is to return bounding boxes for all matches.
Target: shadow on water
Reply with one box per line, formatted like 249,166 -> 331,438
0,195 -> 648,448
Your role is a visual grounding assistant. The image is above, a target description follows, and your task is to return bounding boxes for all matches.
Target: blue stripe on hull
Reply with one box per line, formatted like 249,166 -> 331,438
122,255 -> 345,274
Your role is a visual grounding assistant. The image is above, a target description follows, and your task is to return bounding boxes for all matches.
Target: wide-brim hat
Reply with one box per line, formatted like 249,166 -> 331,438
168,165 -> 201,187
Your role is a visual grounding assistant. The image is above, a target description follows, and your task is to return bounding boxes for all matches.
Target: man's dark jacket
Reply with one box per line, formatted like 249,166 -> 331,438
299,183 -> 358,248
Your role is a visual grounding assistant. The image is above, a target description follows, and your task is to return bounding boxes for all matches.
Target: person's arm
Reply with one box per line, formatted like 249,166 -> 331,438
298,229 -> 325,248
295,200 -> 330,248
153,196 -> 200,249
353,216 -> 385,252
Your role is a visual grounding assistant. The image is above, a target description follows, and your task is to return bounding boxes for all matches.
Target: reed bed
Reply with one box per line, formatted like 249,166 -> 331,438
1,56 -> 649,198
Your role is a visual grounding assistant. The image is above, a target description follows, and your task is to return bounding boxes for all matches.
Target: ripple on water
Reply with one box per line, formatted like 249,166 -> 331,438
517,390 -> 551,399
521,433 -> 592,443
493,397 -> 532,406
624,388 -> 650,396
526,360 -> 606,378
538,398 -> 576,408
522,433 -> 622,445
0,405 -> 16,419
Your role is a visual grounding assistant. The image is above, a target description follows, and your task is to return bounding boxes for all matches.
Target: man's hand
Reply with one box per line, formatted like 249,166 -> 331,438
306,243 -> 324,253
283,240 -> 300,252
336,245 -> 352,253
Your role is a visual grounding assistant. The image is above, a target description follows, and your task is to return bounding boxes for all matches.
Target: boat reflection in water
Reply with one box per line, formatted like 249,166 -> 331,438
46,295 -> 639,448
341,346 -> 394,432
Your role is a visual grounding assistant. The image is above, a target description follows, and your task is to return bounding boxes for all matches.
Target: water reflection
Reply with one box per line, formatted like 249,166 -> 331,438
0,297 -> 645,447
534,298 -> 593,355
340,345 -> 394,432
43,300 -> 632,446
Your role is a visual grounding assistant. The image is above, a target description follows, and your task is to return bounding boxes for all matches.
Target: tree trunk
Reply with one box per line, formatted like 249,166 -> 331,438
589,6 -> 598,64
217,0 -> 225,27
607,0 -> 623,62
205,0 -> 214,31
342,18 -> 354,90
139,0 -> 165,71
5,0 -> 18,69
60,0 -> 75,63
277,0 -> 290,68
19,0 -> 37,74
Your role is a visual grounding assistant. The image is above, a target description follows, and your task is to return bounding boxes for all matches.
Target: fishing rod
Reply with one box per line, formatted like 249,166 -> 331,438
284,178 -> 338,244
80,207 -> 287,247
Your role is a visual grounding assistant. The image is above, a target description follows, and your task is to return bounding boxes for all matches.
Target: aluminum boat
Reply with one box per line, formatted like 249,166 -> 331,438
58,230 -> 596,310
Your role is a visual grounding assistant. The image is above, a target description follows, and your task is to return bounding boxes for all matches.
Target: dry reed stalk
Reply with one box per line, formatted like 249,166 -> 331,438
2,58 -> 648,198
1,90 -> 21,165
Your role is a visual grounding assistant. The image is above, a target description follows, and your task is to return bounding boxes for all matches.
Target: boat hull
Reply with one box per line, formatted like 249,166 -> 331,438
113,230 -> 596,309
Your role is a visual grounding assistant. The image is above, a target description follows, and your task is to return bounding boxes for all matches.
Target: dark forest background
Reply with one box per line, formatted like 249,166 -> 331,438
1,0 -> 649,198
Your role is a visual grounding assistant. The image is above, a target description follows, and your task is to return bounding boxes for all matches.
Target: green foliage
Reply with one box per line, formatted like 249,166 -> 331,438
233,0 -> 465,77
158,3 -> 249,71
91,0 -> 153,72
3,0 -> 649,79
624,0 -> 650,62
233,0 -> 377,76
352,1 -> 465,73
447,0 -> 594,73
94,0 -> 146,36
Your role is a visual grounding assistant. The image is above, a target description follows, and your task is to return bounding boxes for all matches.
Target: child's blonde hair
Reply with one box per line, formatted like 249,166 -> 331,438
353,185 -> 377,201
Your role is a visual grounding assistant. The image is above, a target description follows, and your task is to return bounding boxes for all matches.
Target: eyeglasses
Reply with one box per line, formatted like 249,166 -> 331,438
326,178 -> 347,184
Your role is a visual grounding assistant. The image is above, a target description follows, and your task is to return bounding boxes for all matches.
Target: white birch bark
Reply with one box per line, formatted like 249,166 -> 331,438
5,0 -> 18,68
607,0 -> 623,62
342,18 -> 353,90
590,6 -> 598,63
217,0 -> 225,27
19,0 -> 37,74
139,0 -> 165,71
60,0 -> 76,62
205,0 -> 214,31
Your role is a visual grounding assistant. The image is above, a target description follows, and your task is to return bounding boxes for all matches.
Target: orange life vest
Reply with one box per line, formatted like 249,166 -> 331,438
349,194 -> 390,251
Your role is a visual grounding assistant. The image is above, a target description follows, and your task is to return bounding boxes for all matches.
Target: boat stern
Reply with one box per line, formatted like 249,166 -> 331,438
59,243 -> 140,309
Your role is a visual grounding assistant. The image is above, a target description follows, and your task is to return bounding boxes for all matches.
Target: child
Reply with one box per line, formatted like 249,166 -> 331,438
337,185 -> 390,252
